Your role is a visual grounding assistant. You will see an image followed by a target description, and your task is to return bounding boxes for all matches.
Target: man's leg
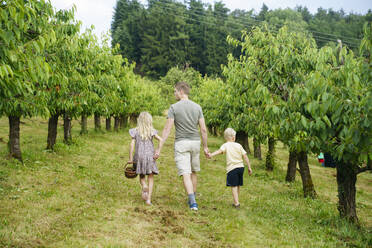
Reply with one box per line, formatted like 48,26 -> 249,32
191,172 -> 197,194
183,173 -> 198,209
183,173 -> 194,195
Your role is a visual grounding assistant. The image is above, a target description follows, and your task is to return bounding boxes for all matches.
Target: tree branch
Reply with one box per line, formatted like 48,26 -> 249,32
357,166 -> 371,174
357,159 -> 372,174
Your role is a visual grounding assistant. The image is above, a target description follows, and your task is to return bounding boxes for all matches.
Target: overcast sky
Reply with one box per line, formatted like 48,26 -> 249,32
50,0 -> 371,40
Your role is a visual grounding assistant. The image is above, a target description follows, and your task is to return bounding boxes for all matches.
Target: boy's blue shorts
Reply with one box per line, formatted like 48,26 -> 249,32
226,167 -> 244,186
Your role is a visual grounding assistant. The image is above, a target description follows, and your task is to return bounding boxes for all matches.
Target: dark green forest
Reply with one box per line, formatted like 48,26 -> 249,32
111,0 -> 372,78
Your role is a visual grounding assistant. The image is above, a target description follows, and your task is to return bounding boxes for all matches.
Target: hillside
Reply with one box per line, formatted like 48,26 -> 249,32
0,116 -> 371,247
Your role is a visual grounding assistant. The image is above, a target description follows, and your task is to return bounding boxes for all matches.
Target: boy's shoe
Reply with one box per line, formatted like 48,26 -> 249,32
232,204 -> 240,209
189,203 -> 198,211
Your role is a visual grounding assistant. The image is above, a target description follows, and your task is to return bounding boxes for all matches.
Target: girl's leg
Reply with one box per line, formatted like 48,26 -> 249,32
231,186 -> 239,206
140,175 -> 148,200
146,174 -> 154,205
139,175 -> 147,189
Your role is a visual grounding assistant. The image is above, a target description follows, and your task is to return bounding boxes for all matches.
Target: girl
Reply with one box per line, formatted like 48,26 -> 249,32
128,112 -> 162,205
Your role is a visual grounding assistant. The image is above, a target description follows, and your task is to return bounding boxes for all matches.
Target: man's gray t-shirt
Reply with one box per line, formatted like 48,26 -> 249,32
167,100 -> 204,142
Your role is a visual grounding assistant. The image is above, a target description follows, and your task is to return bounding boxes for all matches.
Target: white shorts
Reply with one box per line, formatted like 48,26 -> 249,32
174,140 -> 201,176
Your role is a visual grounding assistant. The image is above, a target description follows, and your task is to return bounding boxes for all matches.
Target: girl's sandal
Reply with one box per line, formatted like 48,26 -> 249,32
141,187 -> 149,201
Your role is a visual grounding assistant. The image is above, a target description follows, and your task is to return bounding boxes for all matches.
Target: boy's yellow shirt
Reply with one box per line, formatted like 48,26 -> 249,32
220,141 -> 247,173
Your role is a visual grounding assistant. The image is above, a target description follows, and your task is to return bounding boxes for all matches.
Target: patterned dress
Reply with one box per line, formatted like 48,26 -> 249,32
129,128 -> 159,175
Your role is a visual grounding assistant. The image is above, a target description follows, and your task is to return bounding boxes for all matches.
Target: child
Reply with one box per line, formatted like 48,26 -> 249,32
128,112 -> 162,205
208,128 -> 252,208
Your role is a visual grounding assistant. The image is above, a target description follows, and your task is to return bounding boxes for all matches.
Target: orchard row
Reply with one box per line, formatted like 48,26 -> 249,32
1,1 -> 165,160
194,24 -> 372,223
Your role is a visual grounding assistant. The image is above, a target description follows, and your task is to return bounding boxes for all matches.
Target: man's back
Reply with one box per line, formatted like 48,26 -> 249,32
168,99 -> 203,142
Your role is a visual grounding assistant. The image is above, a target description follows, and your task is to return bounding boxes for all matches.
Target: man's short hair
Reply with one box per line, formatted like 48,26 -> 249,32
224,128 -> 236,140
175,81 -> 190,95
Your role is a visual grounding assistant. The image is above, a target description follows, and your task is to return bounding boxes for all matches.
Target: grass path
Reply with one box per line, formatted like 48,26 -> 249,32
0,116 -> 371,247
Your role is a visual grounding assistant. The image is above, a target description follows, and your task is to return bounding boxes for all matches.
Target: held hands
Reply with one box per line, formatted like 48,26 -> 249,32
206,152 -> 212,159
203,147 -> 209,158
153,149 -> 160,160
127,160 -> 133,164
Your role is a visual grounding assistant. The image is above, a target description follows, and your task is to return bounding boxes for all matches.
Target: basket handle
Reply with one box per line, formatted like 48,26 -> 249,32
124,162 -> 130,169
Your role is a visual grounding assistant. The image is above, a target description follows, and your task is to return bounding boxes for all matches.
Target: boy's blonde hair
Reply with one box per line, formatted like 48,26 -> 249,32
137,112 -> 154,140
224,128 -> 236,140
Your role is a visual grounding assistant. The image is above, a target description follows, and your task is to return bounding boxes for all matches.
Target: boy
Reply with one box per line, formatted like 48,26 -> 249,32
208,128 -> 252,208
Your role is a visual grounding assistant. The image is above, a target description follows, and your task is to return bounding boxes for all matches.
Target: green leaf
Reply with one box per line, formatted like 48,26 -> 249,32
322,115 -> 331,127
301,116 -> 307,128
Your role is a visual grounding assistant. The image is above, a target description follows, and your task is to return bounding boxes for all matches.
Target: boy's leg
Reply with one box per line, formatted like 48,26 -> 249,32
147,174 -> 154,204
231,186 -> 239,206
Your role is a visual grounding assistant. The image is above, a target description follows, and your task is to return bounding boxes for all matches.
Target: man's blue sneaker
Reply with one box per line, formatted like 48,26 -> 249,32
190,203 -> 198,211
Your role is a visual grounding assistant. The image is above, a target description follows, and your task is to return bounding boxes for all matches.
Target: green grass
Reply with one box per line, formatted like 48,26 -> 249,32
0,116 -> 371,247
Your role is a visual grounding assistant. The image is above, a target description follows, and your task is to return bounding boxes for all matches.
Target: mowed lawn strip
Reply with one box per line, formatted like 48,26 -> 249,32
0,116 -> 371,247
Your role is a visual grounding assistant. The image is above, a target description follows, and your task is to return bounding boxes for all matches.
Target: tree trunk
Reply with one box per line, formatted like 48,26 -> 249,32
106,117 -> 111,131
129,114 -> 137,125
297,151 -> 317,198
337,161 -> 358,223
253,137 -> 262,160
207,125 -> 213,136
236,131 -> 251,154
63,113 -> 72,144
114,116 -> 120,132
94,114 -> 101,131
265,137 -> 275,171
246,138 -> 251,154
8,116 -> 22,162
47,114 -> 59,150
120,114 -> 128,129
80,114 -> 88,135
285,150 -> 297,182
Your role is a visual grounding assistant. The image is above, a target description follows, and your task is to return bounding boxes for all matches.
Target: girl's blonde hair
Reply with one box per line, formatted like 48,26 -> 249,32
137,112 -> 154,140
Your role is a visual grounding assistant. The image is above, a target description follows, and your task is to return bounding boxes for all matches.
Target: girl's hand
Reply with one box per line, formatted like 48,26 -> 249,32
127,160 -> 133,164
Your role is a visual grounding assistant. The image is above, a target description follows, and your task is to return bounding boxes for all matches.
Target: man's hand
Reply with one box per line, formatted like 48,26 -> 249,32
154,149 -> 160,160
247,167 -> 252,175
203,147 -> 209,157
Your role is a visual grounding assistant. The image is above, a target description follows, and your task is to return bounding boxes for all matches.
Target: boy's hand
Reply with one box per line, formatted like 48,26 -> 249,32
248,167 -> 252,175
127,160 -> 133,164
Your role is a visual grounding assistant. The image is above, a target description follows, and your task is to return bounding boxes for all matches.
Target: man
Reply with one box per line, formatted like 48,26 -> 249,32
154,81 -> 209,211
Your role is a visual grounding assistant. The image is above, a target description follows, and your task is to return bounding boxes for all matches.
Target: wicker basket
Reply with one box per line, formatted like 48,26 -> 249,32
124,163 -> 137,179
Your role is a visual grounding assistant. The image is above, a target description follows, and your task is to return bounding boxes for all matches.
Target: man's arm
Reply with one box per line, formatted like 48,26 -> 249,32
198,117 -> 209,156
154,118 -> 174,159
